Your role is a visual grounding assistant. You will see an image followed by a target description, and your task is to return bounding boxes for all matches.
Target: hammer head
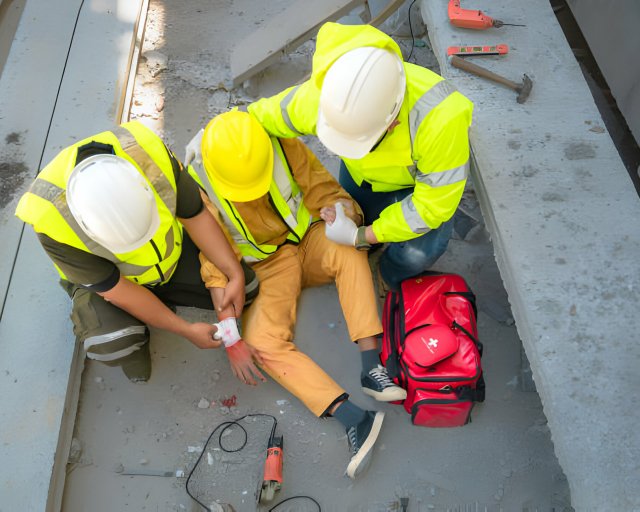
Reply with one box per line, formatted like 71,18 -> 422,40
516,74 -> 533,104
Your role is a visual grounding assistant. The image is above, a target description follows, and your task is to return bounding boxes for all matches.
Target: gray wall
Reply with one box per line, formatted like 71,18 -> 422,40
567,0 -> 640,146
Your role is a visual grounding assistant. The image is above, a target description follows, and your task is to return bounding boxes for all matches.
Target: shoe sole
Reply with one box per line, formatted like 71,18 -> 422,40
346,411 -> 385,479
362,386 -> 407,402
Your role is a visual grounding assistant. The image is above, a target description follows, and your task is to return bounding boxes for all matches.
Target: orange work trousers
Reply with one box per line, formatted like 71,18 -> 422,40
242,222 -> 382,417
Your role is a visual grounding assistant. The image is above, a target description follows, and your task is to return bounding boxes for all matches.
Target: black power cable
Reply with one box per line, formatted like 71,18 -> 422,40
185,414 -> 320,511
406,0 -> 419,63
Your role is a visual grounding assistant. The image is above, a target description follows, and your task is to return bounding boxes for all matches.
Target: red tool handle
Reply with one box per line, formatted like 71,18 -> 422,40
263,438 -> 283,483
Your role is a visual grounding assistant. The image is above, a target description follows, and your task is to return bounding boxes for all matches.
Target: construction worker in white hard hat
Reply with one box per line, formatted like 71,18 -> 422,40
249,22 -> 474,291
184,110 -> 406,479
15,121 -> 258,383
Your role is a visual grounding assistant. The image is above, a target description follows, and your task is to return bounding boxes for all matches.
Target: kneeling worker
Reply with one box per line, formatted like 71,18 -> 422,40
187,111 -> 406,478
15,121 -> 254,382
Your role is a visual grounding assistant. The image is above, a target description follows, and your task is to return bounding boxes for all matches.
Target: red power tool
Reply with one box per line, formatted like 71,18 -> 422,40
448,0 -> 525,29
257,432 -> 283,503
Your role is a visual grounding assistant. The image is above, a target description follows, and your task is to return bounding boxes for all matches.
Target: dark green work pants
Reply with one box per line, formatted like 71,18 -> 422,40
65,233 -> 258,381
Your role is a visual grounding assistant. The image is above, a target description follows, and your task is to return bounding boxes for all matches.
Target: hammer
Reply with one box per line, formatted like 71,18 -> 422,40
450,55 -> 533,103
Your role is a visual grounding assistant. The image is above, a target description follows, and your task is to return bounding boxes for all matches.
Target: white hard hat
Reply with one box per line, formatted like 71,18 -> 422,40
67,154 -> 160,254
317,47 -> 406,159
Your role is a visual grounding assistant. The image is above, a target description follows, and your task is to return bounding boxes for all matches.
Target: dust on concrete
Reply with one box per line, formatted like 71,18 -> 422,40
1,130 -> 29,209
564,142 -> 596,160
0,160 -> 28,209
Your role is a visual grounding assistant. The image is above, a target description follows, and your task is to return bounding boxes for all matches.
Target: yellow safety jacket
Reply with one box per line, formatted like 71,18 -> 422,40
15,121 -> 183,286
189,137 -> 312,262
249,22 -> 474,243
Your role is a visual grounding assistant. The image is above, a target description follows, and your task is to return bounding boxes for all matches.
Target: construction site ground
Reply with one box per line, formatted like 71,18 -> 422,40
2,0 -> 639,511
61,2 -> 569,511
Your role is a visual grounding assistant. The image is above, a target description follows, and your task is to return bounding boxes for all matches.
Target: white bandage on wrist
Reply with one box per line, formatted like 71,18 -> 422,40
213,317 -> 241,348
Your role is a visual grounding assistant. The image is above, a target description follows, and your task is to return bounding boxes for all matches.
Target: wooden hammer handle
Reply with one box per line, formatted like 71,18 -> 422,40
450,55 -> 519,90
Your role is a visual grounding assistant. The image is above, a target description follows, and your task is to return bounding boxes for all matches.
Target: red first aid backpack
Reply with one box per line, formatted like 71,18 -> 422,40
380,273 -> 485,427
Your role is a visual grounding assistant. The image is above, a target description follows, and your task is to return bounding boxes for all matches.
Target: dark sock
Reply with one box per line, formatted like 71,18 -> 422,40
332,400 -> 367,430
360,348 -> 380,374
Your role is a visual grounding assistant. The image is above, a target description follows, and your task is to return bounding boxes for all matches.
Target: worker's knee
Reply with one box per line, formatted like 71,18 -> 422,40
69,286 -> 150,365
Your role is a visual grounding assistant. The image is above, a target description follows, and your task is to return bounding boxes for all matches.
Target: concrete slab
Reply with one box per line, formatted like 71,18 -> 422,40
0,1 -> 147,510
420,0 -> 640,509
230,0 -> 365,86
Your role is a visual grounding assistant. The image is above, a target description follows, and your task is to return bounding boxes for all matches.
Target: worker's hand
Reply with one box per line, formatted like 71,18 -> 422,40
226,339 -> 266,386
319,200 -> 357,225
324,202 -> 358,246
184,128 -> 204,166
217,274 -> 245,317
185,322 -> 223,349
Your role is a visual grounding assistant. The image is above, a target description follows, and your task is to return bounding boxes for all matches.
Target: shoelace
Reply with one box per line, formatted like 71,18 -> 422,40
369,365 -> 394,388
347,426 -> 359,454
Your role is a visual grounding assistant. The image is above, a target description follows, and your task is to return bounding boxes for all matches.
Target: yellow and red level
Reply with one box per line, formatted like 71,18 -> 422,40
447,44 -> 509,56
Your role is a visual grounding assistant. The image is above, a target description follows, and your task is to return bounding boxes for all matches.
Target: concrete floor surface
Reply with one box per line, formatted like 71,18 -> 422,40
61,1 -> 571,511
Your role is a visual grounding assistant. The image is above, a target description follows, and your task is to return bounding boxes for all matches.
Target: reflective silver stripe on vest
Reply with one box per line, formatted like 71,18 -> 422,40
271,145 -> 300,230
408,79 -> 457,145
280,86 -> 303,136
415,162 -> 468,187
112,126 -> 177,215
408,79 -> 468,188
400,195 -> 430,234
84,325 -> 147,362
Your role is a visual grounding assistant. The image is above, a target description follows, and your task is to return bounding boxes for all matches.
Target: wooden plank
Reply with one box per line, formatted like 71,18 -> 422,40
0,1 -> 147,510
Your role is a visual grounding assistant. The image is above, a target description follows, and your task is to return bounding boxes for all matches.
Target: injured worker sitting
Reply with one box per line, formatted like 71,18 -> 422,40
184,110 -> 406,479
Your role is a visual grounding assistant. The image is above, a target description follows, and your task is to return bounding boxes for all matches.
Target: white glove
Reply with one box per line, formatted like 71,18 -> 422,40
324,202 -> 358,246
213,317 -> 241,348
184,128 -> 204,166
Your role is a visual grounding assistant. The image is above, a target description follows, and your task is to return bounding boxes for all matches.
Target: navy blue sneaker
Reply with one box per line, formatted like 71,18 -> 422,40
361,365 -> 407,402
346,410 -> 385,479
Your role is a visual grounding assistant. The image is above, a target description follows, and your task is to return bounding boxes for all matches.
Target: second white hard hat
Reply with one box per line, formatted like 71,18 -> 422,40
67,154 -> 160,254
317,46 -> 406,160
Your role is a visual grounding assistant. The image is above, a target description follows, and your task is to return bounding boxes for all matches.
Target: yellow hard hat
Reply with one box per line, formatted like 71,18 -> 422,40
201,111 -> 273,202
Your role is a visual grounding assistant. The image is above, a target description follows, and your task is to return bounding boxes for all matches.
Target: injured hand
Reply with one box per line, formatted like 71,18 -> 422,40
225,339 -> 266,386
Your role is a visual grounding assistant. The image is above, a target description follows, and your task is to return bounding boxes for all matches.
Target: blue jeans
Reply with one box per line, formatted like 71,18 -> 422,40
339,162 -> 453,290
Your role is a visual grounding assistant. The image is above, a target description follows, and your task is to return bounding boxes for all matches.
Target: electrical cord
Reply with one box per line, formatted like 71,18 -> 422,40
185,414 -> 320,511
406,0 -> 419,63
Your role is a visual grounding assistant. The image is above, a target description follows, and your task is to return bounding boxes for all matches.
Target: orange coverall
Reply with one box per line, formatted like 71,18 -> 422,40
199,138 -> 382,416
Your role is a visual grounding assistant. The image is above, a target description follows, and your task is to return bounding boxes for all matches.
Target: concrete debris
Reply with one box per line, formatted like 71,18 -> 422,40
208,89 -> 230,115
197,398 -> 210,409
187,446 -> 203,453
275,399 -> 289,406
143,50 -> 168,77
139,458 -> 149,465
172,59 -> 228,89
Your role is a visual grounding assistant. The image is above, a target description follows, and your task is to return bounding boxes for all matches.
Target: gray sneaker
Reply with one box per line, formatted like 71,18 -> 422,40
345,411 -> 385,479
361,365 -> 407,402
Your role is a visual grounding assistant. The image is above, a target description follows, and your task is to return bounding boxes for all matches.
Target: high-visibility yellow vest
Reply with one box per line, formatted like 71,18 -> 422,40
15,121 -> 183,286
249,22 -> 473,243
189,138 -> 312,262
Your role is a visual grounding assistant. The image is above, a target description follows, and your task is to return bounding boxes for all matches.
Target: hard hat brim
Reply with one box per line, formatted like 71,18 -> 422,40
317,111 -> 384,160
